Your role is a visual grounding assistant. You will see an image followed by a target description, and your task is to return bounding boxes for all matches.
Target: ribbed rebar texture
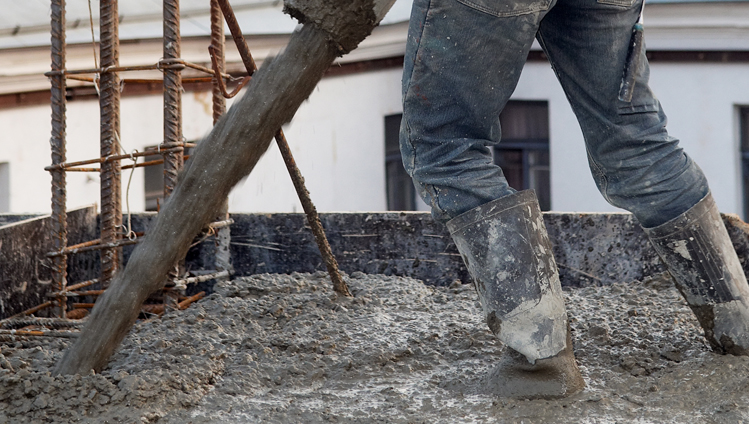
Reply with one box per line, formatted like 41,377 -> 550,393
50,0 -> 68,318
163,0 -> 183,196
99,0 -> 122,287
163,0 -> 184,310
210,0 -> 226,124
210,0 -> 232,278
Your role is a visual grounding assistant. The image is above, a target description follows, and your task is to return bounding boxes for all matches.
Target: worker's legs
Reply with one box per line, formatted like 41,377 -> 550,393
401,0 -> 549,224
401,0 -> 584,398
538,0 -> 749,355
536,0 -> 707,228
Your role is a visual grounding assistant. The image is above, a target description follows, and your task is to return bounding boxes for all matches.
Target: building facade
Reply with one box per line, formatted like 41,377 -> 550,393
0,0 -> 748,219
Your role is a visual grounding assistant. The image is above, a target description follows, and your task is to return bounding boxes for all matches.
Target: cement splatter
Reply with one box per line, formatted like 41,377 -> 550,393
1,272 -> 748,423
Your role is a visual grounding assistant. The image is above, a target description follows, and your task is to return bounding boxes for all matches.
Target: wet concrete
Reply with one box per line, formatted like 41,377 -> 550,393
1,272 -> 748,423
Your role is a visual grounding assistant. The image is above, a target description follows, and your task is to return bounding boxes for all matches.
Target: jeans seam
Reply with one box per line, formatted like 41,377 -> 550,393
404,0 -> 432,94
402,0 -> 435,213
537,30 -> 612,204
456,0 -> 551,18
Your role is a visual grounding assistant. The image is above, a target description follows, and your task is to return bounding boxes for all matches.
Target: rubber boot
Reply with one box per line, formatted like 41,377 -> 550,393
447,190 -> 585,399
644,192 -> 749,355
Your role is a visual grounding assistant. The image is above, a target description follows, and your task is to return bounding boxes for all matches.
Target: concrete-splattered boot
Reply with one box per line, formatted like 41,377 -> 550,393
644,192 -> 749,355
447,190 -> 585,399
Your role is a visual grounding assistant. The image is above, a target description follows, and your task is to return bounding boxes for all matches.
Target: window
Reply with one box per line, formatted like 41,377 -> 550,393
143,151 -> 163,212
741,107 -> 749,220
384,114 -> 416,211
0,162 -> 8,212
144,146 -> 193,211
494,101 -> 551,211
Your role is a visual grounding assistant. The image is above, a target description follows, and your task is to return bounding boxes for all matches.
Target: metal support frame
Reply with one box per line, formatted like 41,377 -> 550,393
24,0 -> 349,324
50,0 -> 68,318
162,0 -> 184,310
99,0 -> 123,288
210,0 -> 233,279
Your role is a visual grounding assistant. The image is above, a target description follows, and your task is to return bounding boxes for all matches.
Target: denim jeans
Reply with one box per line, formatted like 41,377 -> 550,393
400,0 -> 709,227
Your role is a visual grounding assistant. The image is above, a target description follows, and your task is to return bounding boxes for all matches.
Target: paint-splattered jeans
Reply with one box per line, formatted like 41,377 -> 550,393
399,0 -> 709,228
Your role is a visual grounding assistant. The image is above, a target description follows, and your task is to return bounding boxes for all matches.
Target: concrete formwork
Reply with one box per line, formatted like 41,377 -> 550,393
4,210 -> 749,320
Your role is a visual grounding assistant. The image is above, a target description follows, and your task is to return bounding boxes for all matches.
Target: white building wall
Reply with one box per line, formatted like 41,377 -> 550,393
1,62 -> 748,217
512,61 -> 749,217
229,68 -> 406,213
0,68 -> 407,214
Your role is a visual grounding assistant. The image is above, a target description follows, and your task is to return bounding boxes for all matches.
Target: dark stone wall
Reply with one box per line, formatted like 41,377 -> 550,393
0,206 -> 97,319
4,210 -> 749,318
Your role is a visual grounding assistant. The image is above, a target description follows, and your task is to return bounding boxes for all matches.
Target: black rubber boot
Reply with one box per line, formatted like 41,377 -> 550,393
447,190 -> 585,399
644,192 -> 749,355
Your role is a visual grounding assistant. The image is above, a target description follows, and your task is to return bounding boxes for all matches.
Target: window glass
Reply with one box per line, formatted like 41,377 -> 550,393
384,114 -> 416,211
0,162 -> 8,213
740,107 -> 749,220
495,101 -> 551,210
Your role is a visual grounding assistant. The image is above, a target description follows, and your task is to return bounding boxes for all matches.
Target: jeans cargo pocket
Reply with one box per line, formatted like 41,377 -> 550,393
597,0 -> 637,8
456,0 -> 552,17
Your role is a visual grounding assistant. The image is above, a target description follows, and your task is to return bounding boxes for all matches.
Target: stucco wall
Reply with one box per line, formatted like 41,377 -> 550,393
1,62 -> 748,217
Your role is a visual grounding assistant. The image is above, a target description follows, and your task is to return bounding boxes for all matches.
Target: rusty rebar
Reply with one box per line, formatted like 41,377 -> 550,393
173,270 -> 231,286
58,238 -> 141,257
0,329 -> 79,339
55,290 -> 105,297
8,301 -> 54,319
67,75 -> 218,84
217,0 -> 350,296
50,159 -> 191,173
210,0 -> 233,282
46,279 -> 99,296
163,0 -> 184,311
45,146 -> 186,171
178,291 -> 205,310
209,45 -> 251,98
99,0 -> 122,287
44,60 -> 233,78
50,0 -> 68,317
216,0 -> 256,73
0,317 -> 84,330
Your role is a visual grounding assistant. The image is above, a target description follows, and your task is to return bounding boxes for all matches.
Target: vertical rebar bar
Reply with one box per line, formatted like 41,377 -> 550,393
163,0 -> 183,195
163,0 -> 183,309
210,0 -> 232,279
99,0 -> 122,287
50,0 -> 68,318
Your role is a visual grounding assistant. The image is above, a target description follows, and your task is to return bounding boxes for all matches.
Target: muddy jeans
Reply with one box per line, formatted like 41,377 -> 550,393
399,0 -> 709,227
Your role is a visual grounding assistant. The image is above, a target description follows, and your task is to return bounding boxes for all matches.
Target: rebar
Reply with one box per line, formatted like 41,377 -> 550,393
99,0 -> 122,287
0,329 -> 79,339
178,291 -> 206,310
163,0 -> 184,311
210,0 -> 233,281
217,0 -> 350,296
45,146 -> 186,171
8,301 -> 54,319
48,237 -> 140,258
0,318 -> 84,330
173,270 -> 231,286
46,279 -> 99,296
50,0 -> 68,318
44,60 -> 234,78
49,1 -> 69,315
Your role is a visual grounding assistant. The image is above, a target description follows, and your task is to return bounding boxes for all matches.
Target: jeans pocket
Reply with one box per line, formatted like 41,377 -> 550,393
596,0 -> 637,7
456,0 -> 552,17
